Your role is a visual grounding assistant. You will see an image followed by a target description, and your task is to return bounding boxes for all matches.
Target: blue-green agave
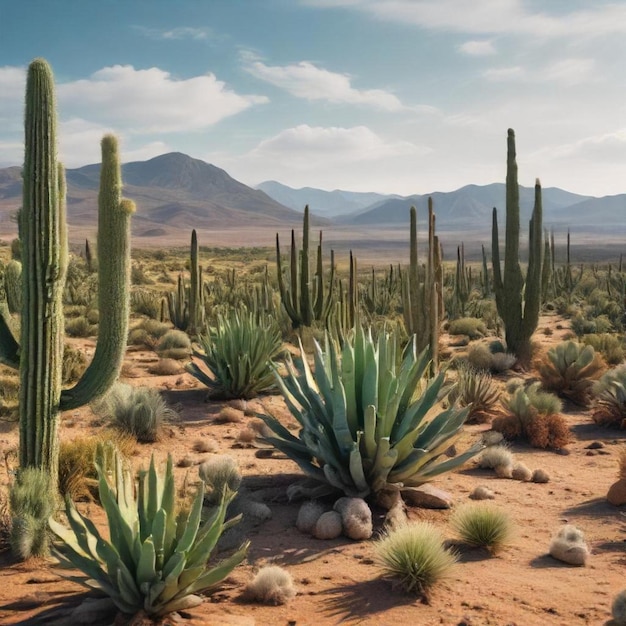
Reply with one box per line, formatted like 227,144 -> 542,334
260,326 -> 482,499
49,452 -> 248,617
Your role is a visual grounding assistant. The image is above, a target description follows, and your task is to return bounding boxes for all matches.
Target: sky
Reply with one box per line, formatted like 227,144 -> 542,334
2,0 -> 626,197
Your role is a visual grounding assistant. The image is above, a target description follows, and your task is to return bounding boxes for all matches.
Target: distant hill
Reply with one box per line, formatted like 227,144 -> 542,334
334,183 -> 595,229
0,153 -> 308,237
256,180 -> 397,217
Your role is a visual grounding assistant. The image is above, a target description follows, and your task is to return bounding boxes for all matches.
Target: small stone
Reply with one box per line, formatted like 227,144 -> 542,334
401,484 -> 453,509
585,441 -> 604,449
607,479 -> 626,506
313,511 -> 343,539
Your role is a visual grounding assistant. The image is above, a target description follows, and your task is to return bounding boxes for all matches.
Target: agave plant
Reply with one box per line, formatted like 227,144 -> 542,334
49,452 -> 248,618
538,340 -> 605,406
592,364 -> 626,428
259,326 -> 482,499
187,307 -> 283,399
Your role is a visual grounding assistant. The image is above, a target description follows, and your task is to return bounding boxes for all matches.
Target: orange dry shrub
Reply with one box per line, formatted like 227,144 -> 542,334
492,382 -> 570,450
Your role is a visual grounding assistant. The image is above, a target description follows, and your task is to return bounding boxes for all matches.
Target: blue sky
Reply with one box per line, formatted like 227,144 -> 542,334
2,0 -> 626,196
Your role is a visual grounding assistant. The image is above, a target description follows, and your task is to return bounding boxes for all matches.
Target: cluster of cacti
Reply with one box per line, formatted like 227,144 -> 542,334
491,129 -> 543,363
167,229 -> 205,334
260,324 -> 482,500
276,205 -> 335,328
401,201 -> 442,368
0,60 -> 133,500
49,452 -> 249,617
492,381 -> 570,449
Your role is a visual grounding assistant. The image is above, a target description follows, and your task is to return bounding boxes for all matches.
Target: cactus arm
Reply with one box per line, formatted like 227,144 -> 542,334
0,310 -> 19,369
521,179 -> 543,341
60,135 -> 133,410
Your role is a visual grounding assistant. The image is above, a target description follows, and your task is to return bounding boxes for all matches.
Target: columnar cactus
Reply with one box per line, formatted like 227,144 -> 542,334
401,200 -> 441,368
276,205 -> 335,328
491,129 -> 543,363
0,59 -> 133,484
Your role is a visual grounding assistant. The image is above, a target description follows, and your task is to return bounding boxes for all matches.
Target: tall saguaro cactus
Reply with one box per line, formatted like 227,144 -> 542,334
492,128 -> 543,363
0,59 -> 133,482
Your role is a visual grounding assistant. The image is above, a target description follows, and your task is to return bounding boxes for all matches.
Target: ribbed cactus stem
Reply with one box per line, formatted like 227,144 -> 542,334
19,58 -> 66,475
300,205 -> 312,326
492,129 -> 542,362
60,135 -> 134,410
188,228 -> 202,335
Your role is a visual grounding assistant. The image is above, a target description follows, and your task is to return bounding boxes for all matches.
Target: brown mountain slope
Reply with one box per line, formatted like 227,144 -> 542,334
0,152 -> 311,237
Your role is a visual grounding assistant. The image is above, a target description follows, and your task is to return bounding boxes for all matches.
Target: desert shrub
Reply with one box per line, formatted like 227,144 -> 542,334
49,452 -> 248,618
131,288 -> 163,319
374,522 -> 457,598
245,566 -> 296,605
448,317 -> 487,339
493,382 -> 569,449
188,308 -> 283,399
260,325 -> 482,499
448,363 -> 500,424
592,364 -> 626,428
148,358 -> 184,376
157,329 -> 192,359
466,343 -> 516,374
450,502 -> 513,554
477,445 -> 514,471
466,343 -> 493,371
93,383 -> 177,443
10,468 -> 55,559
0,371 -> 20,421
131,262 -> 154,285
65,315 -> 97,338
581,333 -> 625,366
58,435 -> 135,502
613,590 -> 626,626
62,344 -> 87,384
538,340 -> 606,406
198,455 -> 242,505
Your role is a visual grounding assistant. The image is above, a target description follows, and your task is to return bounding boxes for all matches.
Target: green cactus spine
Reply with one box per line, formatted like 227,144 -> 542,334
492,129 -> 543,363
1,59 -> 134,484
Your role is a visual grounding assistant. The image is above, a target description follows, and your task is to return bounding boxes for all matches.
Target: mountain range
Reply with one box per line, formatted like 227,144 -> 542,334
1,152 -> 625,239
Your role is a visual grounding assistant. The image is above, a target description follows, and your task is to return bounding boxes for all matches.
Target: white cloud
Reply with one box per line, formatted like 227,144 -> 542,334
484,58 -> 595,86
243,57 -> 405,111
458,40 -> 496,56
302,0 -> 626,38
221,124 -> 429,192
57,65 -> 268,134
484,66 -> 525,81
133,26 -> 214,41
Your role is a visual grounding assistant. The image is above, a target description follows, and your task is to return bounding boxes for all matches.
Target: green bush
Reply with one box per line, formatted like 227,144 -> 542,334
448,317 -> 487,339
375,522 -> 457,597
10,468 -> 55,559
94,383 -> 177,443
49,453 -> 248,618
259,325 -> 482,499
187,308 -> 283,399
450,502 -> 514,553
